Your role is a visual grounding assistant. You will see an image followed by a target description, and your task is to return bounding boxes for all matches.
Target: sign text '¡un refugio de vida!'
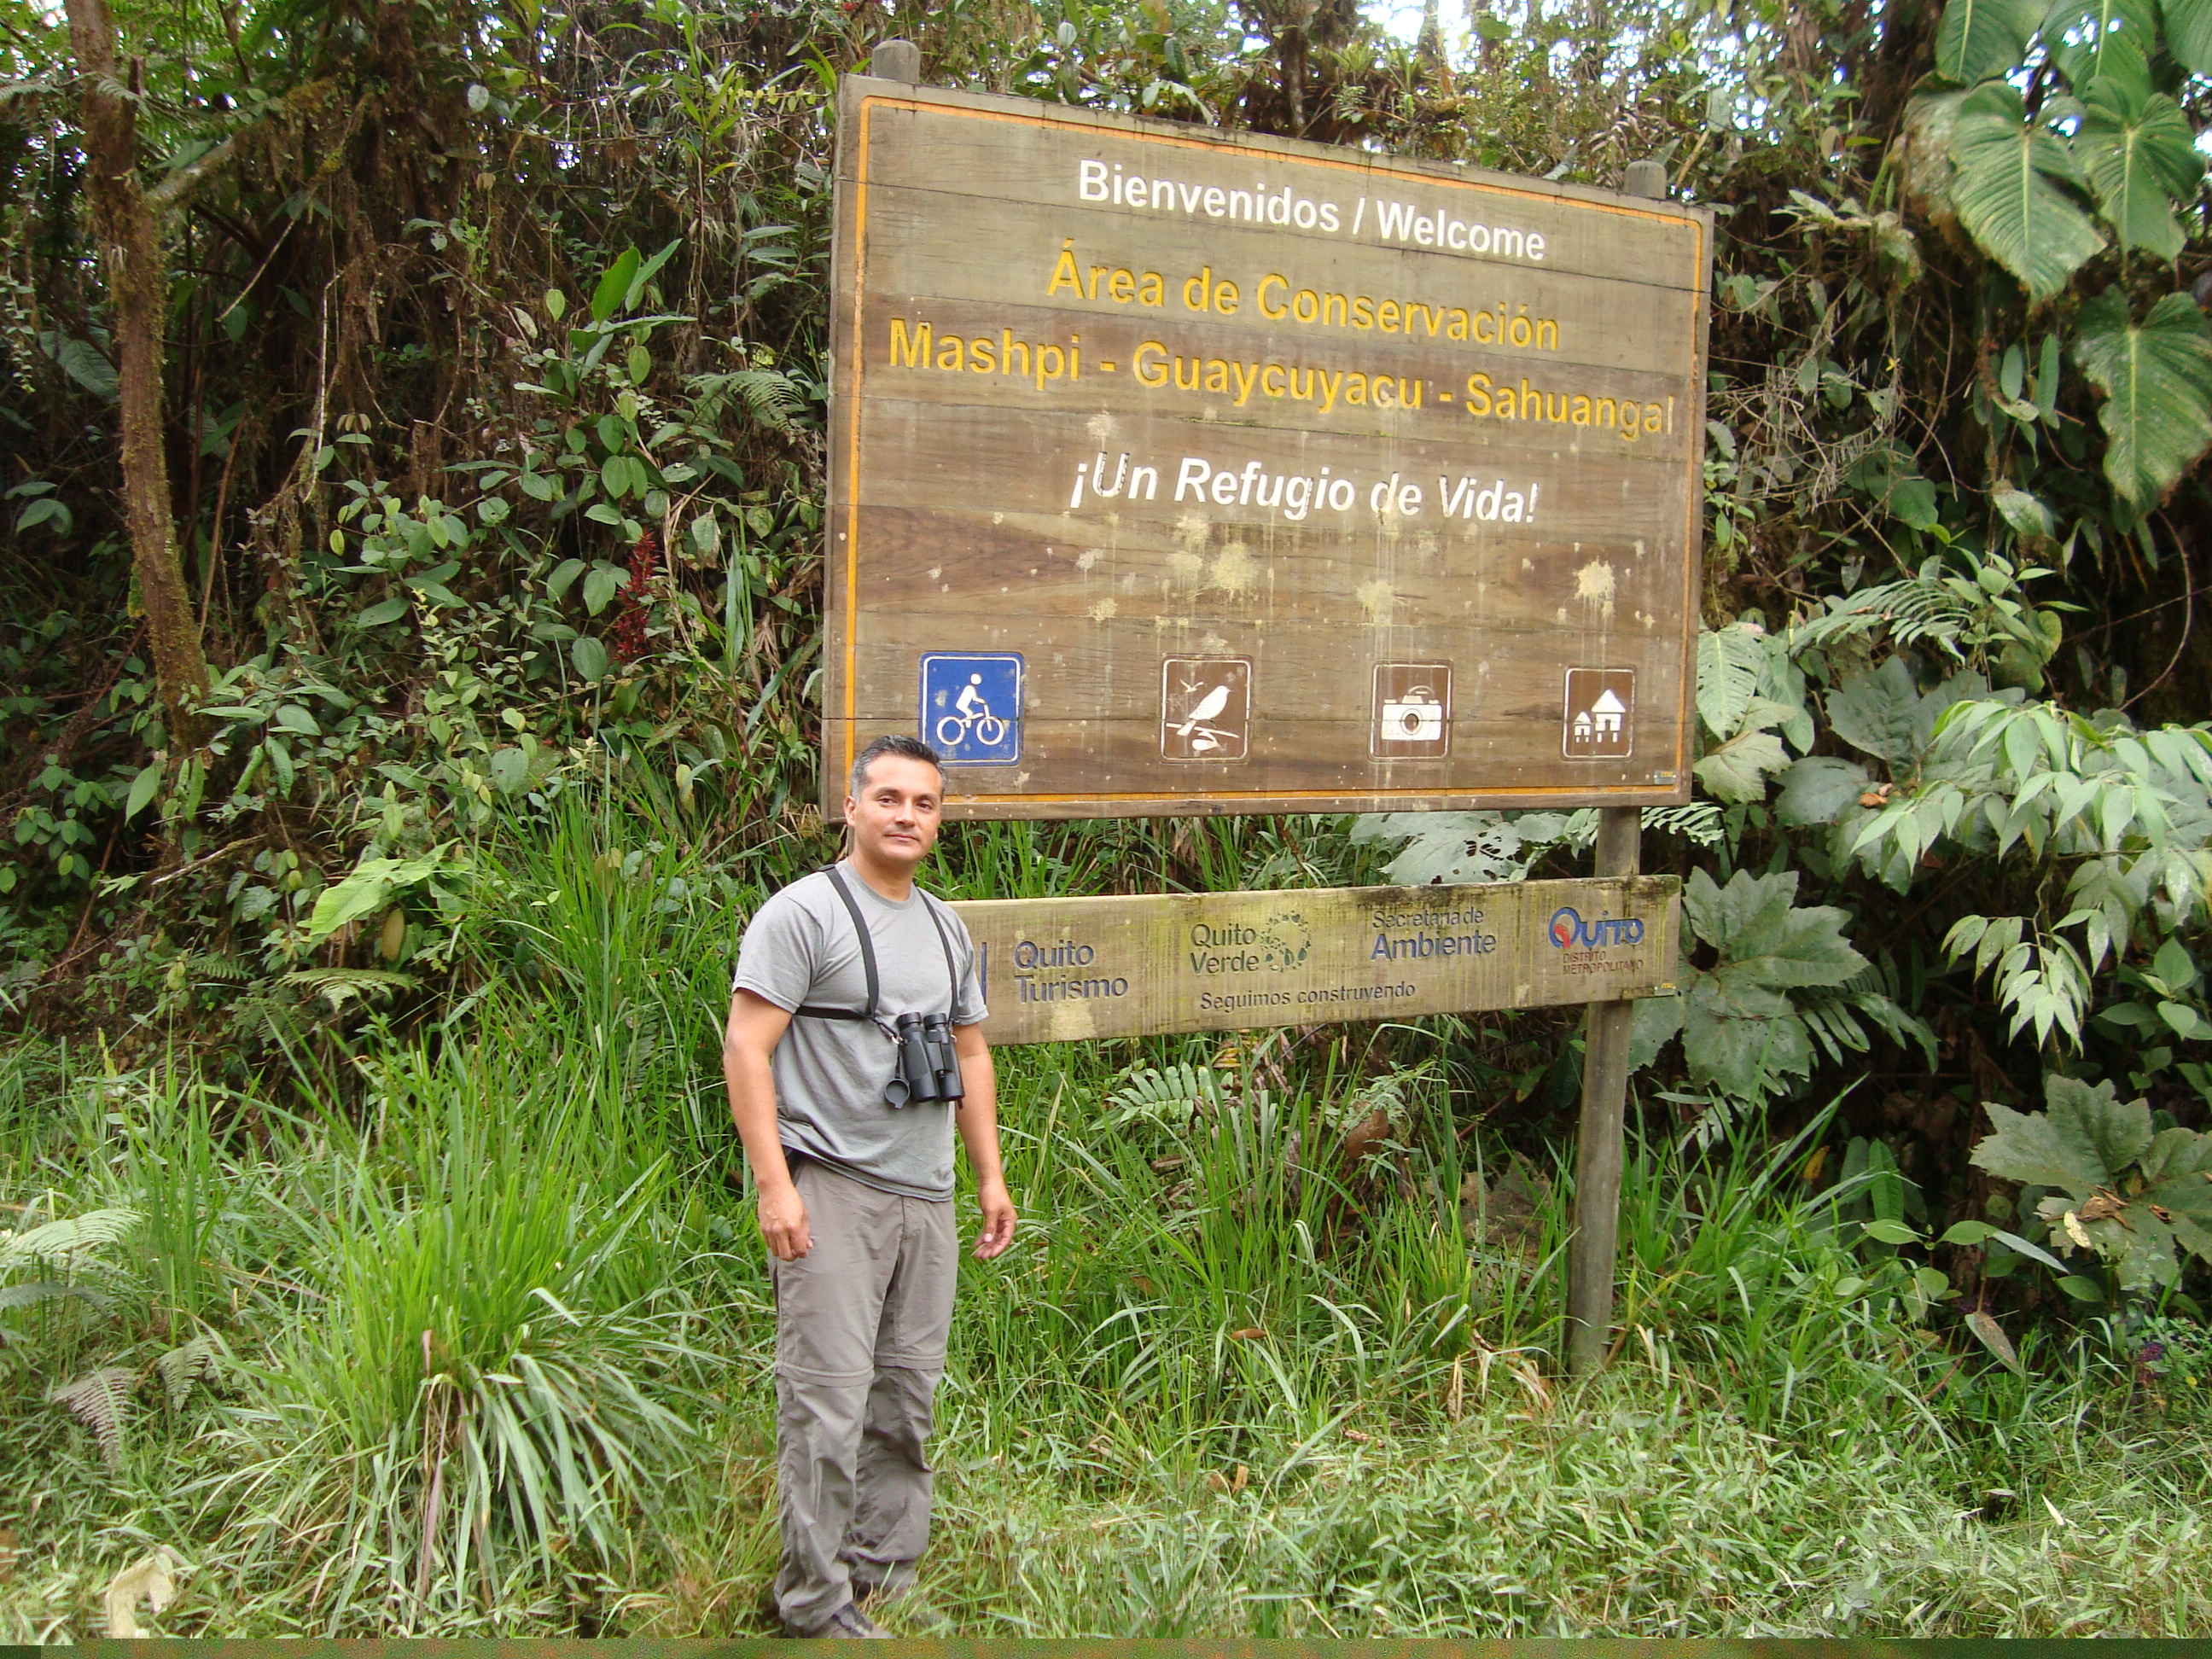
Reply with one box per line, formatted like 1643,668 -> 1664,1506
1073,160 -> 1551,265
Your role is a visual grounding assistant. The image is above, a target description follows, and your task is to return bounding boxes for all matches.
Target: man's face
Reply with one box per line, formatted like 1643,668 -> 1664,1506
845,754 -> 944,871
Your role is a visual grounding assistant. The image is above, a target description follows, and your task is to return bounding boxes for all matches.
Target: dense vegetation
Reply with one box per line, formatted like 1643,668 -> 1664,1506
9,807 -> 2212,1639
9,0 -> 2212,1637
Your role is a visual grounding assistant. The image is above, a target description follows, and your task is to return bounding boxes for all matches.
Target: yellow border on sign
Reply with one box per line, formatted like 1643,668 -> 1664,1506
842,93 -> 1709,807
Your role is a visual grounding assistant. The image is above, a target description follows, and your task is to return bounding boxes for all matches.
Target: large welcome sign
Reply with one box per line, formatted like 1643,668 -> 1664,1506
824,76 -> 1711,821
952,876 -> 1679,1045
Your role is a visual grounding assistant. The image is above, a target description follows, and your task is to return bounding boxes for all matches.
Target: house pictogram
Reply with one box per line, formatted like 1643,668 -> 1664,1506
1563,669 -> 1635,760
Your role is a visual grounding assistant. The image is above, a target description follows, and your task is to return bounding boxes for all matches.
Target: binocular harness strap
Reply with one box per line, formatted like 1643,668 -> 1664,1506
791,864 -> 959,1027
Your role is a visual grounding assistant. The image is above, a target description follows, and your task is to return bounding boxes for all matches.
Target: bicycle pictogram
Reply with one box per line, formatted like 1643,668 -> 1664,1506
934,673 -> 1010,749
918,653 -> 1022,764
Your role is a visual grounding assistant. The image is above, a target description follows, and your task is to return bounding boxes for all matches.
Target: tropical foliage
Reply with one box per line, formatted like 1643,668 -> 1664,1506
11,0 -> 2212,1633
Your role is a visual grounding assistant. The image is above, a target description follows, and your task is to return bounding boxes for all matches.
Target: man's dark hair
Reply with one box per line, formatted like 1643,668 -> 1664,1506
849,732 -> 944,797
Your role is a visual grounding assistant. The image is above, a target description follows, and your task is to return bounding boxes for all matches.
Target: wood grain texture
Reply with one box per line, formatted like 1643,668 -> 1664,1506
828,78 -> 1710,821
1568,806 -> 1641,1377
950,873 -> 1679,1045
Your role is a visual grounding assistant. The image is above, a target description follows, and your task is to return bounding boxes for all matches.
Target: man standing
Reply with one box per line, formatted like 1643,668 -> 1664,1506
724,733 -> 1016,1639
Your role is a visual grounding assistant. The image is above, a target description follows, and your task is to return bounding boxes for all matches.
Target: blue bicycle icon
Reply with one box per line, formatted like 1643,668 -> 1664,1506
919,653 -> 1022,764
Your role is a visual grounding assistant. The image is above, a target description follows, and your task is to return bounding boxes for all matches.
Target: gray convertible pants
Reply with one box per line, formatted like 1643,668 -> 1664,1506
770,1158 -> 957,1634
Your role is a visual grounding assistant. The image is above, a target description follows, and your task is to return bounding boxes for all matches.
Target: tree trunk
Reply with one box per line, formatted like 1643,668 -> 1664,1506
64,0 -> 211,748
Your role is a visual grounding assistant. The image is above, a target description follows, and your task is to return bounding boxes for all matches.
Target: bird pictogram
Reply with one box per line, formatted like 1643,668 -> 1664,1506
1161,658 -> 1251,760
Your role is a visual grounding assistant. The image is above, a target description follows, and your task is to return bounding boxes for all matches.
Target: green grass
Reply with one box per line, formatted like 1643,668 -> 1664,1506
4,801 -> 2211,1639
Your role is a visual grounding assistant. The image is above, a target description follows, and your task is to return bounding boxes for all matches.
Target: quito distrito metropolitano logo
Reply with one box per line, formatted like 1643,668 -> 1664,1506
1546,905 -> 1646,978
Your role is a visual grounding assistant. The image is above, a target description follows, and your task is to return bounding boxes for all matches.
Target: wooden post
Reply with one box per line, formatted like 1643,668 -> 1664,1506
870,37 -> 922,83
1564,155 -> 1670,1380
1567,806 -> 1641,1376
1621,158 -> 1669,200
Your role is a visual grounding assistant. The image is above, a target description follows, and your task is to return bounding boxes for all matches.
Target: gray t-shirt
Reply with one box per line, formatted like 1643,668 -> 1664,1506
733,864 -> 986,1201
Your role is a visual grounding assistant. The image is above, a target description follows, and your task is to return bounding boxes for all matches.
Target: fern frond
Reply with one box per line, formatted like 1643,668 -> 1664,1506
0,1279 -> 103,1312
181,952 -> 251,982
1799,992 -> 1876,1064
155,1336 -> 218,1413
1788,570 -> 1979,659
2,1207 -> 141,1266
689,368 -> 806,433
1106,1062 -> 1226,1127
279,969 -> 416,1012
1642,803 -> 1726,846
48,1366 -> 135,1468
1798,975 -> 1939,1069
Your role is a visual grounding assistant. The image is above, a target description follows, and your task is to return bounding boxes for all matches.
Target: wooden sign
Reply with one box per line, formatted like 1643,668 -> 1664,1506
951,875 -> 1679,1046
826,76 -> 1712,821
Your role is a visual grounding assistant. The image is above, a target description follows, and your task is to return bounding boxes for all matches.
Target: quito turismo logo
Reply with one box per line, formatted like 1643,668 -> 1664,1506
1548,907 -> 1644,949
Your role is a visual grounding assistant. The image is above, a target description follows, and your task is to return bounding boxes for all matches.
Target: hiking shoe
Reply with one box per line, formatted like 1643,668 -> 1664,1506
852,1563 -> 917,1606
798,1602 -> 890,1639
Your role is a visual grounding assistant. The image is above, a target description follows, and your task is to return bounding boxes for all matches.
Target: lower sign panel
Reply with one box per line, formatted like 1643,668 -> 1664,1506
951,876 -> 1680,1046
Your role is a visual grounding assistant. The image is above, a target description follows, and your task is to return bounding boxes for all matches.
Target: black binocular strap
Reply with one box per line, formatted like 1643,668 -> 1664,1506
791,864 -> 960,1024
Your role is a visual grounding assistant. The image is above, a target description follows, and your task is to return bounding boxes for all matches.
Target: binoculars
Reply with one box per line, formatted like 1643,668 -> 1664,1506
884,1011 -> 964,1109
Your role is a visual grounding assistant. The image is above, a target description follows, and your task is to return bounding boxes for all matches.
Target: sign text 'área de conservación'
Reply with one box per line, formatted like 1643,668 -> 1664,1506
825,79 -> 1711,819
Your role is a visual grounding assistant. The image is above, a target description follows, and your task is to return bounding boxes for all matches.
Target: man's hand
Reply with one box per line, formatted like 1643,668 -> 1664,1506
952,1022 -> 1015,1260
758,1179 -> 812,1261
725,989 -> 806,1262
973,1177 -> 1016,1260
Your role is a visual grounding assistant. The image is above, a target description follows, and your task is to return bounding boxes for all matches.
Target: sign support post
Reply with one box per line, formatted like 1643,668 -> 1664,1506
1563,160 -> 1667,1377
1566,804 -> 1640,1375
868,37 -> 919,83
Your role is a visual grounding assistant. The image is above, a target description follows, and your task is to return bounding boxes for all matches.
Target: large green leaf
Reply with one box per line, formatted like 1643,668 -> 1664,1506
1973,1103 -> 2105,1192
2043,0 -> 2159,88
1973,1074 -> 2195,1289
1937,0 -> 2044,79
1826,661 -> 1994,771
1685,867 -> 1867,991
1637,870 -> 1868,1098
1685,972 -> 1816,1097
2052,1073 -> 2155,1173
1949,82 -> 2105,300
1696,624 -> 1764,739
2161,0 -> 2212,75
2064,23 -> 2153,99
2072,287 -> 2212,504
591,248 -> 642,323
1629,992 -> 1685,1073
1827,658 -> 1928,765
571,633 -> 610,680
2076,83 -> 2202,259
38,331 -> 117,399
1847,445 -> 1942,529
1695,729 -> 1790,802
304,852 -> 451,944
2143,1128 -> 2212,1260
1971,1073 -> 2150,1192
1350,812 -> 1532,885
1775,755 -> 1874,825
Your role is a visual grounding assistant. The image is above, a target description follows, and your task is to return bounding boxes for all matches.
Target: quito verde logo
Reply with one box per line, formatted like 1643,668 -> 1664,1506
1189,911 -> 1311,975
1548,906 -> 1644,949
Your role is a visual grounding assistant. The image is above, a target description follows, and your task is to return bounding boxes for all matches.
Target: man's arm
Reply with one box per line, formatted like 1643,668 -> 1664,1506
952,1022 -> 1016,1260
724,989 -> 811,1261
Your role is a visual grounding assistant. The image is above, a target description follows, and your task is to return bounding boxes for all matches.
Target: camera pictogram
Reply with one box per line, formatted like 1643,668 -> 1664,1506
1371,662 -> 1452,758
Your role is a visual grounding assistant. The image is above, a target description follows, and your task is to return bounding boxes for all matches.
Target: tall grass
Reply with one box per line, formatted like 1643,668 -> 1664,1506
218,1033 -> 706,1627
3,797 -> 2210,1638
